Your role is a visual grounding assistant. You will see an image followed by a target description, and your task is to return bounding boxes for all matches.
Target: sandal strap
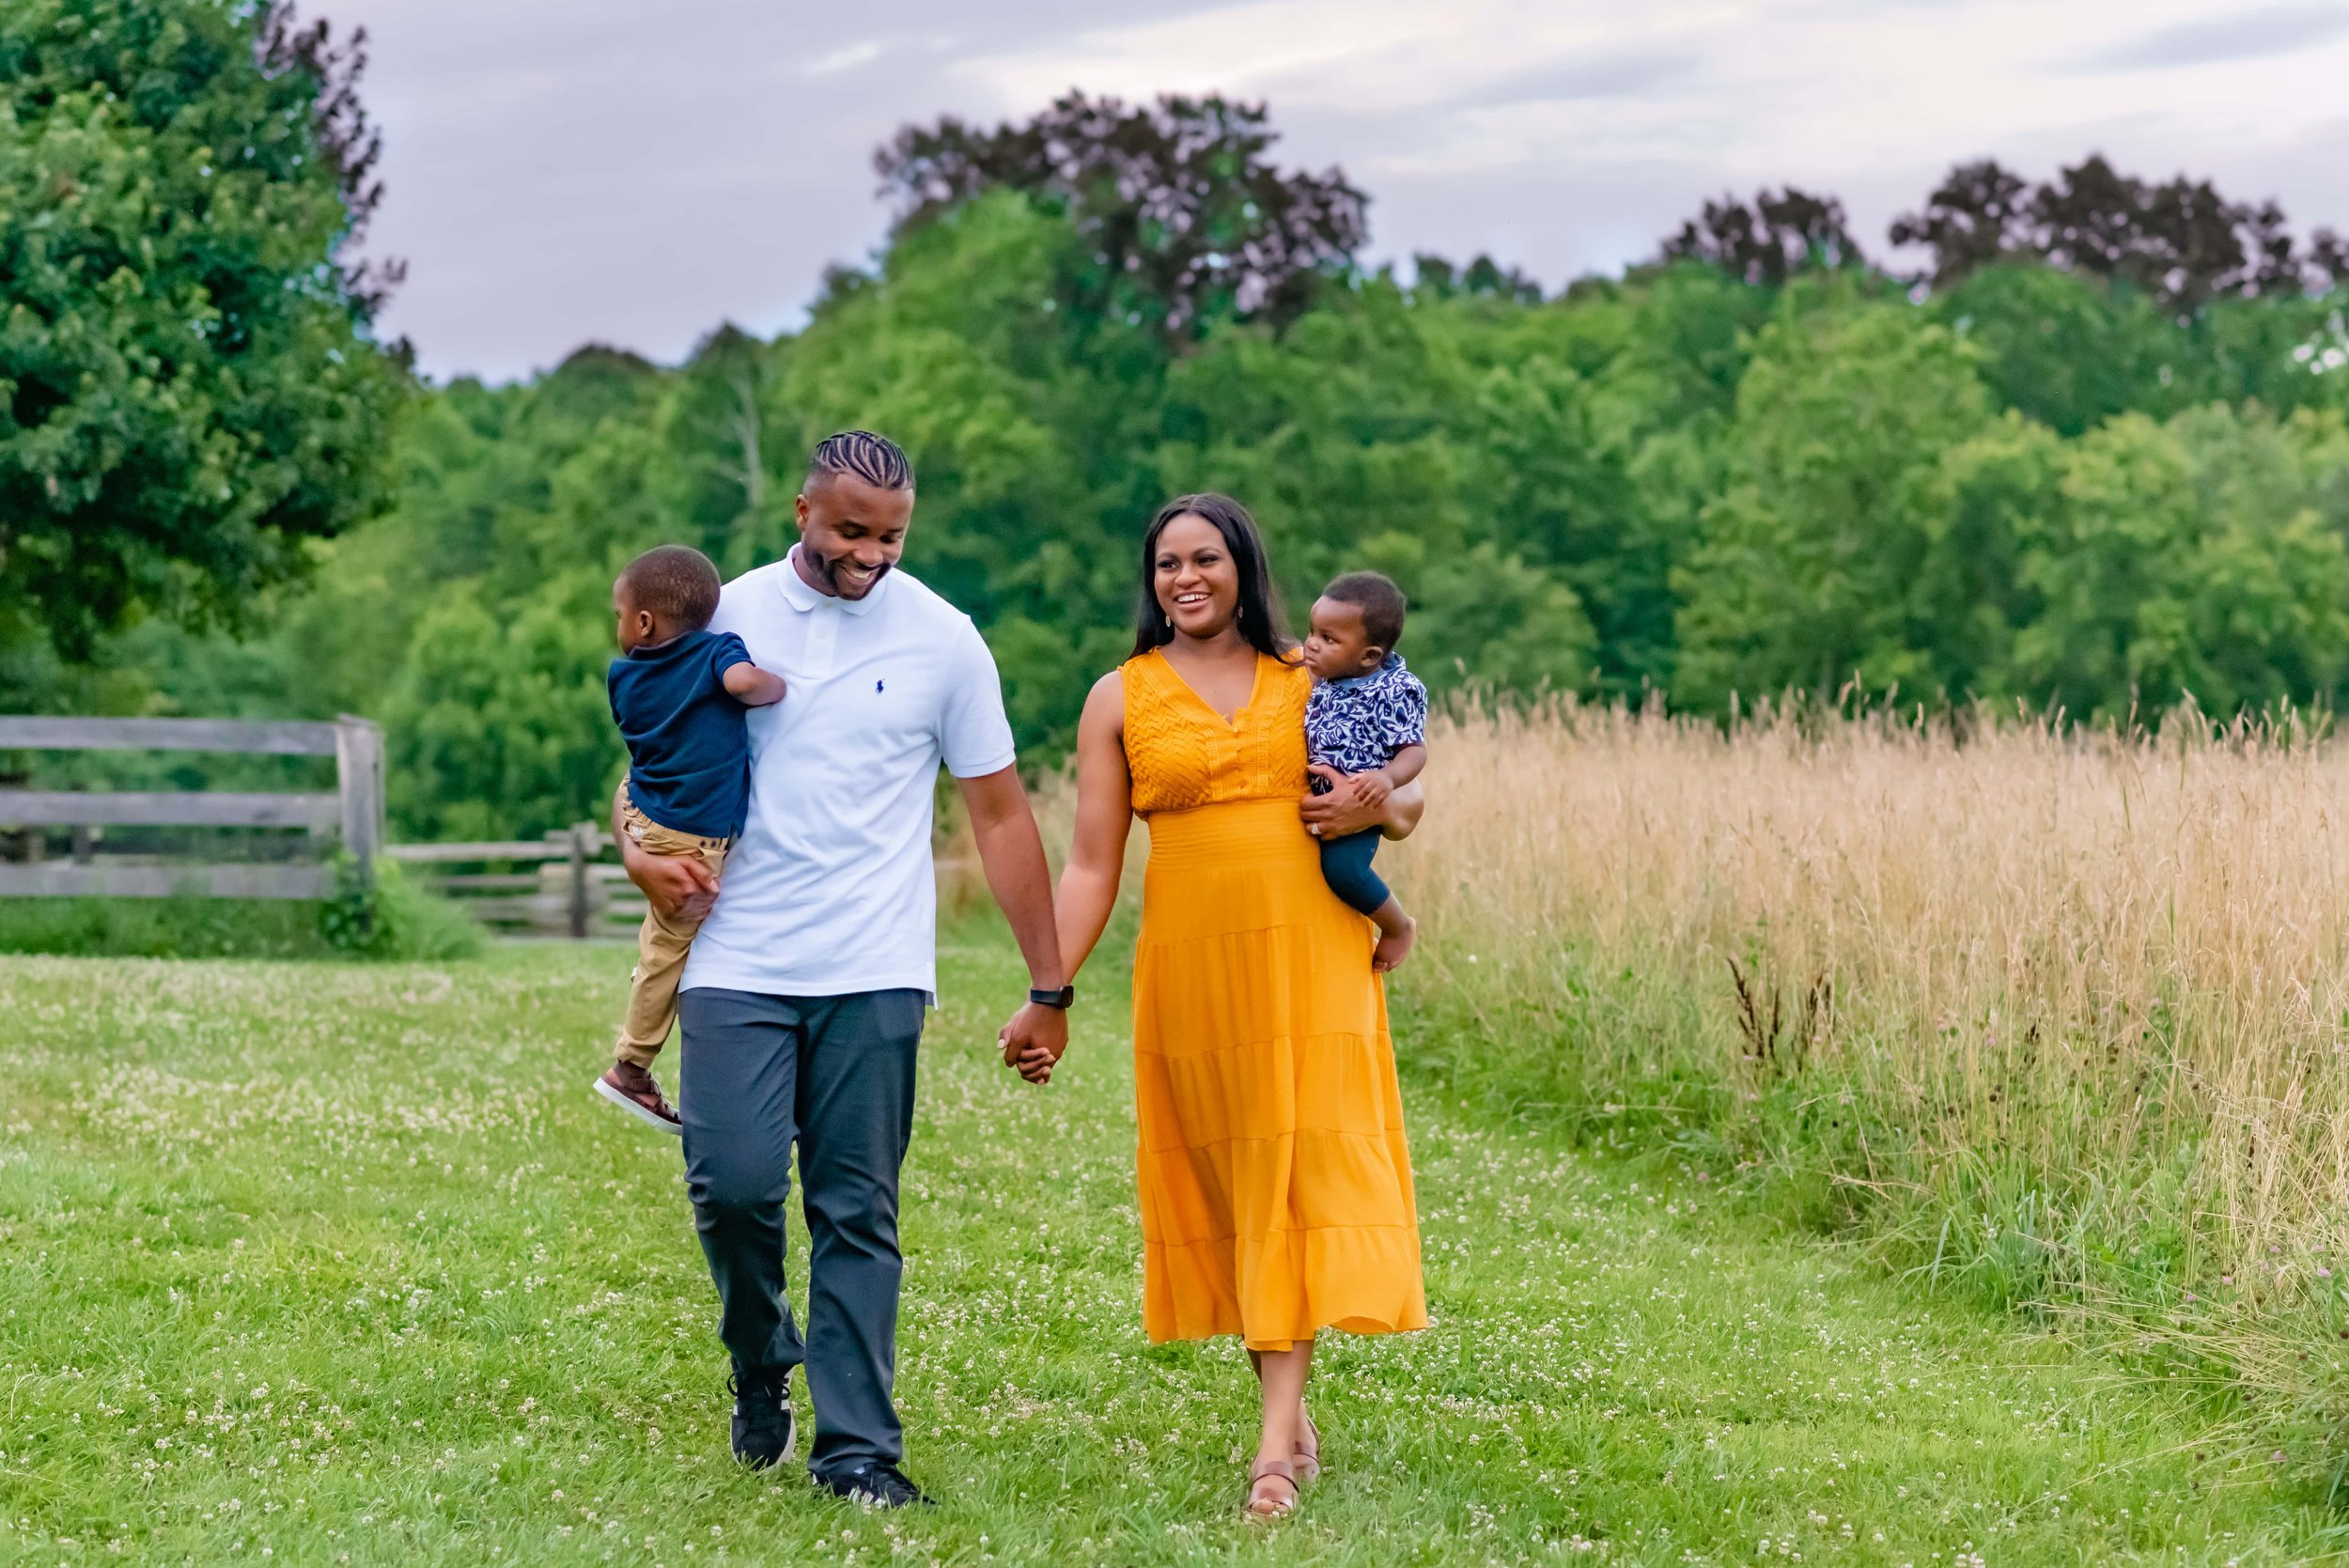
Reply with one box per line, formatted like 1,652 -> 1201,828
1247,1457 -> 1299,1516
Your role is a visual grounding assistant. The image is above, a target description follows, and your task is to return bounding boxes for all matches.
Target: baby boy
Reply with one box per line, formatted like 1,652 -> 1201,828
595,544 -> 786,1131
1299,570 -> 1427,972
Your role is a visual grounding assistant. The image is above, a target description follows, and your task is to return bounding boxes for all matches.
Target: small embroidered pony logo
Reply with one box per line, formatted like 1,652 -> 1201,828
875,679 -> 885,693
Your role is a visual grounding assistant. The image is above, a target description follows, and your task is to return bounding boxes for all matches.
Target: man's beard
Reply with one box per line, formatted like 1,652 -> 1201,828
818,551 -> 891,598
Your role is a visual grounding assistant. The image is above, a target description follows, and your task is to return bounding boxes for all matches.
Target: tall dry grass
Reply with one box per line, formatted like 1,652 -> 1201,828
1391,698 -> 2349,1451
999,702 -> 2349,1270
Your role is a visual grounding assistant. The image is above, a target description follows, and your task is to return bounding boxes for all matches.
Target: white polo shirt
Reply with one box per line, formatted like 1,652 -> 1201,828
678,549 -> 1017,1000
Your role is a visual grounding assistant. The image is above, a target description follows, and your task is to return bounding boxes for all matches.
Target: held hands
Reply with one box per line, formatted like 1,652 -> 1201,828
998,1001 -> 1069,1085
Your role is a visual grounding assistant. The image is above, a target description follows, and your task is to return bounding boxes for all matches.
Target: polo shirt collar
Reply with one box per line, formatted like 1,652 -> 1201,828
777,546 -> 887,616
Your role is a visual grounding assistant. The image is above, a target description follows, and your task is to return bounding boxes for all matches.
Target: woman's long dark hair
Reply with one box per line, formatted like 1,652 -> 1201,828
1129,493 -> 1296,661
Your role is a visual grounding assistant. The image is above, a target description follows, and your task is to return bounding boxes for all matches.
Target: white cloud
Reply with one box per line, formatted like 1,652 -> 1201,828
326,0 -> 2349,380
804,39 -> 888,76
963,0 -> 2349,183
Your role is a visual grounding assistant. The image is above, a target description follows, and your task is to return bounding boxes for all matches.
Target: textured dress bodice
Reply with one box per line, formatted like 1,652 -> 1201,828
1121,649 -> 1311,816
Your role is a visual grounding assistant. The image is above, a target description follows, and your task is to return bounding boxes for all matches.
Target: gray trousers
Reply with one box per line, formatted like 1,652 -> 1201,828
677,986 -> 925,1480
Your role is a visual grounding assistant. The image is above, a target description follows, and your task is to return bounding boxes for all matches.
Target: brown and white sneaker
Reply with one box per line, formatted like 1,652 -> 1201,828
594,1060 -> 682,1135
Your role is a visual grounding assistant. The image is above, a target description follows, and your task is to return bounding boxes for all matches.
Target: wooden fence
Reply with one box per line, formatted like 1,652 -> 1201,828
0,715 -> 969,941
0,715 -> 381,900
387,825 -> 646,939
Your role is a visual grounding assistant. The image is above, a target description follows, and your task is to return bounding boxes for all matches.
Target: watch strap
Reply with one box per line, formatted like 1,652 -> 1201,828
1029,986 -> 1076,1009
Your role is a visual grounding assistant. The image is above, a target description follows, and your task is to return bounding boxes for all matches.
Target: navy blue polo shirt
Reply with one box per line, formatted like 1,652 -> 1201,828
608,629 -> 754,838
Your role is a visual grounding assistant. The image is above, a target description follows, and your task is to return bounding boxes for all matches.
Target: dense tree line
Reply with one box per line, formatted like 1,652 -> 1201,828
18,82 -> 2349,840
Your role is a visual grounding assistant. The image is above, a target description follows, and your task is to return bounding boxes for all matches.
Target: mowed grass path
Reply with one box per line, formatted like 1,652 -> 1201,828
2,924 -> 2339,1565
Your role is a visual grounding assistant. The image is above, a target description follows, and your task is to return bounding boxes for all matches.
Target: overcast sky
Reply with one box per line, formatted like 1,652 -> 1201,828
334,0 -> 2349,383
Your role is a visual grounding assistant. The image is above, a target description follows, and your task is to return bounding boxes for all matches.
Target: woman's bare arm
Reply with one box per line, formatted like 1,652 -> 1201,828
1003,670 -> 1134,1083
1053,670 -> 1136,983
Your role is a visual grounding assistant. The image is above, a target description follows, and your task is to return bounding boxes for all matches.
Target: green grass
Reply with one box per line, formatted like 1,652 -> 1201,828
0,865 -> 481,963
0,894 -> 339,959
2,921 -> 2341,1564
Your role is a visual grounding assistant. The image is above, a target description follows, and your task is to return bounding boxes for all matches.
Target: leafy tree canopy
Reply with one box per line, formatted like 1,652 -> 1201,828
876,90 -> 1367,347
0,0 -> 407,659
1660,187 -> 1868,287
1892,154 -> 2346,307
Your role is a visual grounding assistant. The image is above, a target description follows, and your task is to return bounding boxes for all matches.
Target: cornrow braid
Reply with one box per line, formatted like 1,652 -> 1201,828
807,429 -> 915,492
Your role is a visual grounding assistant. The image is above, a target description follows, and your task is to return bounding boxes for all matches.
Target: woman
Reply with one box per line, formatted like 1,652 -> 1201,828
1004,494 -> 1428,1517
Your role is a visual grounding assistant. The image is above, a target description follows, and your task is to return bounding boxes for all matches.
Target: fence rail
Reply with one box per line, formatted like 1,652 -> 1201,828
0,789 -> 340,831
0,863 -> 334,899
387,824 -> 642,939
0,714 -> 381,902
0,717 -> 344,755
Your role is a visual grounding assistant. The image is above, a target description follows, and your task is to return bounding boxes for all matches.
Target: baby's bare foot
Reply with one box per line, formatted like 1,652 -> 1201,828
1372,915 -> 1417,973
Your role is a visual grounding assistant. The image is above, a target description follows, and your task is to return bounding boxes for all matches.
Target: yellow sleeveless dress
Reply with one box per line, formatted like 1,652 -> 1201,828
1122,648 -> 1428,1352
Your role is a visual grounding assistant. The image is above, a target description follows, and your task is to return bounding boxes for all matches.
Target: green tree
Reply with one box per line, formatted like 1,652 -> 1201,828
656,323 -> 783,576
1897,154 -> 2338,307
2012,408 -> 2349,717
1672,295 -> 1998,708
1355,535 -> 1595,691
380,567 -> 621,841
41,112 -> 2349,840
1935,265 -> 2176,436
0,0 -> 405,660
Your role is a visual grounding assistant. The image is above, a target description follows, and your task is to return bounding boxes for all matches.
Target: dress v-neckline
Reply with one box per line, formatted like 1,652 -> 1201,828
1157,647 -> 1265,729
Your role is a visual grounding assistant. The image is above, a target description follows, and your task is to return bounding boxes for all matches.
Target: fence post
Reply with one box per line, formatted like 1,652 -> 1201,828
568,821 -> 591,939
334,716 -> 384,887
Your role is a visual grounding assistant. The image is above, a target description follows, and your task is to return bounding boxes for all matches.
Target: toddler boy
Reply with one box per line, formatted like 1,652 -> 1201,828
1300,570 -> 1427,972
595,544 -> 786,1132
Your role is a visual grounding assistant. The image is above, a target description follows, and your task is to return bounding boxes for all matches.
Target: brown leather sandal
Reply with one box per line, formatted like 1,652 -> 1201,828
1246,1456 -> 1299,1518
1246,1350 -> 1321,1481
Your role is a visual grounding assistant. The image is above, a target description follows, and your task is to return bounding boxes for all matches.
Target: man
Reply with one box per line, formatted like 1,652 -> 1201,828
616,429 -> 1069,1508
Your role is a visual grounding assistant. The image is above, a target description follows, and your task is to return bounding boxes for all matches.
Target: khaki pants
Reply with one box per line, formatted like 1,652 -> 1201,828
614,784 -> 730,1067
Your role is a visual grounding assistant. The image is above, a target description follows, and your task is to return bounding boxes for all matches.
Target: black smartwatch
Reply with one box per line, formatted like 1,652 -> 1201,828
1029,986 -> 1076,1010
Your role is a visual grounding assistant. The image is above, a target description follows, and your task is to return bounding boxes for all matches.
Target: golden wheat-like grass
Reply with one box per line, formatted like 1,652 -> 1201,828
1394,698 -> 2349,1279
981,698 -> 2349,1281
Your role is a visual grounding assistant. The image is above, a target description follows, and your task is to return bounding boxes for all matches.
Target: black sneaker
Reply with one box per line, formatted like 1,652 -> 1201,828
817,1461 -> 932,1509
727,1371 -> 794,1470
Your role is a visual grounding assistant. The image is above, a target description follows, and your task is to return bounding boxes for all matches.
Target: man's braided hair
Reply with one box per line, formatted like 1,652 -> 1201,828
806,429 -> 914,492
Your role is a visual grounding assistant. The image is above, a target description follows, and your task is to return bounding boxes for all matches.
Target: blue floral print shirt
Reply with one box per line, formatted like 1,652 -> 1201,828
1304,652 -> 1427,790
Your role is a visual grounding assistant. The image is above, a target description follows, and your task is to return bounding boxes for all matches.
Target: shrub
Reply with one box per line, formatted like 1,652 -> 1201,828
318,856 -> 485,961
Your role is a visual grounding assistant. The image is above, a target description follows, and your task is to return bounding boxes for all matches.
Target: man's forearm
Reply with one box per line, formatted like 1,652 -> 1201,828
972,813 -> 1066,989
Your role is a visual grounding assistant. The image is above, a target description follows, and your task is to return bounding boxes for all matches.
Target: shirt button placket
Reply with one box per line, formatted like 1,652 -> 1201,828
804,608 -> 839,678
